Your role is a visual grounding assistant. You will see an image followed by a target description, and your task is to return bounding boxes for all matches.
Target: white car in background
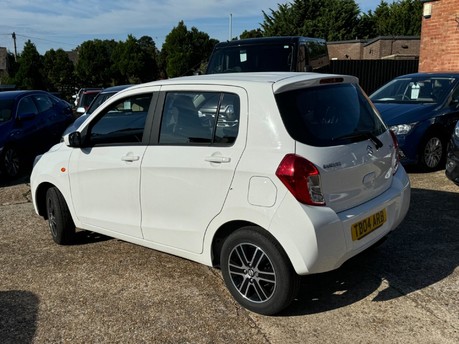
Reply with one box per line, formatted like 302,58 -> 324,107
31,72 -> 411,315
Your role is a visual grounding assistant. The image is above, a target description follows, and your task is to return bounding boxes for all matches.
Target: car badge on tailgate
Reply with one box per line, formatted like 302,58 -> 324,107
323,161 -> 342,169
367,145 -> 374,156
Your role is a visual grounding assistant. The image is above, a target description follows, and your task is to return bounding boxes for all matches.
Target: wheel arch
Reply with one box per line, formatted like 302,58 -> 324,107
34,182 -> 56,219
422,123 -> 449,142
210,221 -> 292,270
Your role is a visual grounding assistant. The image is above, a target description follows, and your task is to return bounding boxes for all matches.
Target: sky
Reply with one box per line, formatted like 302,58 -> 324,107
0,0 -> 383,55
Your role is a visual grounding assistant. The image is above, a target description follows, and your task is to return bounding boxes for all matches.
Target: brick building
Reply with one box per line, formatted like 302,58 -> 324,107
328,37 -> 420,60
419,0 -> 459,72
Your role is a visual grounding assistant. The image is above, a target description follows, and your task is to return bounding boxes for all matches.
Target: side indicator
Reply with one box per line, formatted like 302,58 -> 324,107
61,167 -> 66,173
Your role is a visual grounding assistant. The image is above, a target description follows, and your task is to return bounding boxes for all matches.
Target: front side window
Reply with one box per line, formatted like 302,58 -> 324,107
159,92 -> 240,145
276,83 -> 386,147
87,94 -> 152,146
0,98 -> 14,122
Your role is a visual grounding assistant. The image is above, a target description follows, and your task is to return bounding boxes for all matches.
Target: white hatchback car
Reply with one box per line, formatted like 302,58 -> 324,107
31,73 -> 411,315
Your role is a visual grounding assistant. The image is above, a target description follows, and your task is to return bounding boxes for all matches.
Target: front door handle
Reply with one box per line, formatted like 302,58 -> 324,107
121,154 -> 140,162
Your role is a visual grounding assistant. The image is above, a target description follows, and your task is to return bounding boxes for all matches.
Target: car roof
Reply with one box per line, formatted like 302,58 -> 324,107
129,72 -> 359,94
82,89 -> 101,94
99,84 -> 133,94
0,90 -> 48,100
214,36 -> 326,47
396,72 -> 459,78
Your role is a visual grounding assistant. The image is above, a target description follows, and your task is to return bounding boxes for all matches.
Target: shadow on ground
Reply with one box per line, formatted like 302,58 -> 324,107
282,187 -> 459,316
0,290 -> 39,344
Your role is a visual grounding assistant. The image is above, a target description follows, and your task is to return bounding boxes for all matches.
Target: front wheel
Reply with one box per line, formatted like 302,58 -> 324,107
419,133 -> 445,171
220,227 -> 299,315
46,187 -> 75,245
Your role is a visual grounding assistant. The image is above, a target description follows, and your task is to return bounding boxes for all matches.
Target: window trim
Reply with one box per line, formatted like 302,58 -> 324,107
152,90 -> 240,147
81,92 -> 156,148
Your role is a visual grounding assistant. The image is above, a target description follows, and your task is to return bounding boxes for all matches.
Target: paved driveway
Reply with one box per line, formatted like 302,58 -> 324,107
0,169 -> 458,343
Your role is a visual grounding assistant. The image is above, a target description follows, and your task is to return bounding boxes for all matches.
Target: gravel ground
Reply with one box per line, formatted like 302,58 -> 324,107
0,168 -> 458,343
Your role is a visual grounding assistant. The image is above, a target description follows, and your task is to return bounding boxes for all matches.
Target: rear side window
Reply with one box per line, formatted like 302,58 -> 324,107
159,91 -> 240,145
275,84 -> 386,147
33,95 -> 53,112
17,96 -> 38,115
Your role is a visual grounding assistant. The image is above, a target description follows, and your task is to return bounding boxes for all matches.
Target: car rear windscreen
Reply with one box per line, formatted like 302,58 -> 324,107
275,83 -> 386,147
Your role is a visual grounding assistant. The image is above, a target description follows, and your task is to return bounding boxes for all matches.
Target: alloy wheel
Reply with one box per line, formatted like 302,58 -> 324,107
227,242 -> 277,303
3,148 -> 20,177
47,197 -> 58,238
424,137 -> 443,169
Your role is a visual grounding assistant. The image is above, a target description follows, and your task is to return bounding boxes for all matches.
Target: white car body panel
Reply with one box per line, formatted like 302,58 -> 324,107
68,146 -> 147,238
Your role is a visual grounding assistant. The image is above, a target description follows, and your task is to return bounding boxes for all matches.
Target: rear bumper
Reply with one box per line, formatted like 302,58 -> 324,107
270,167 -> 411,275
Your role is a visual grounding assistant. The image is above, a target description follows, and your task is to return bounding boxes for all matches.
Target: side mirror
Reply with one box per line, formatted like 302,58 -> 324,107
65,132 -> 82,148
76,107 -> 86,115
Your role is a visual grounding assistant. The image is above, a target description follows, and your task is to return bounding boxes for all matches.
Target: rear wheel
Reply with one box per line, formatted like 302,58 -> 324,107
46,187 -> 75,245
419,133 -> 445,171
220,227 -> 299,315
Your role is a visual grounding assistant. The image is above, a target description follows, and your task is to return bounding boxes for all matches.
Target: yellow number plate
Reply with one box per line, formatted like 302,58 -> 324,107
351,209 -> 387,241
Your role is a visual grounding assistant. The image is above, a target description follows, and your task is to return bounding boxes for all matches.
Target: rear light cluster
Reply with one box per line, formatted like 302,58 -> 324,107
276,154 -> 325,206
389,130 -> 400,175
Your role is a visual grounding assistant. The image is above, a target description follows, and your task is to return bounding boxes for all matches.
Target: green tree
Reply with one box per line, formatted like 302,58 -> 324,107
138,35 -> 160,81
262,0 -> 360,41
160,21 -> 217,78
240,29 -> 263,39
43,48 -> 75,93
115,35 -> 159,84
75,39 -> 119,87
371,0 -> 422,36
14,40 -> 45,89
261,0 -> 422,41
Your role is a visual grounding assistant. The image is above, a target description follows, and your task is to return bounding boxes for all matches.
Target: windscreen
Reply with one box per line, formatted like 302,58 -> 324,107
207,44 -> 294,74
370,76 -> 457,104
276,83 -> 386,147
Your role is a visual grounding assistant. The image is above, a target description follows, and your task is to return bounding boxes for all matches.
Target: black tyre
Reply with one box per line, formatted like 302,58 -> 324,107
220,227 -> 299,315
1,146 -> 21,179
419,133 -> 445,171
46,187 -> 75,245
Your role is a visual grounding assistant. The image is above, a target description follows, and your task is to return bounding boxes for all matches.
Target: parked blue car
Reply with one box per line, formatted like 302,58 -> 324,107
370,73 -> 459,171
0,90 -> 74,178
446,120 -> 459,185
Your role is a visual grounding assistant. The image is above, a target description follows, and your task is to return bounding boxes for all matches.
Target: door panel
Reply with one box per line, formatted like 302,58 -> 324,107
69,146 -> 146,237
140,88 -> 247,253
68,92 -> 155,238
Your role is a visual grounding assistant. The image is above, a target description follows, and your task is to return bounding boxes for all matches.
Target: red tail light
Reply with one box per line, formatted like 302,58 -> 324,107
276,154 -> 325,206
389,130 -> 400,175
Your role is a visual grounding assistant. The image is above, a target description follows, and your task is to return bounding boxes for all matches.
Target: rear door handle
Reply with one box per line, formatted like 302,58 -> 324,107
121,155 -> 140,162
205,156 -> 231,163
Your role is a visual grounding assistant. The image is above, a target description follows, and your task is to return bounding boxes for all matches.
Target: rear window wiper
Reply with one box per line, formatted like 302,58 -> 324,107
333,131 -> 383,149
